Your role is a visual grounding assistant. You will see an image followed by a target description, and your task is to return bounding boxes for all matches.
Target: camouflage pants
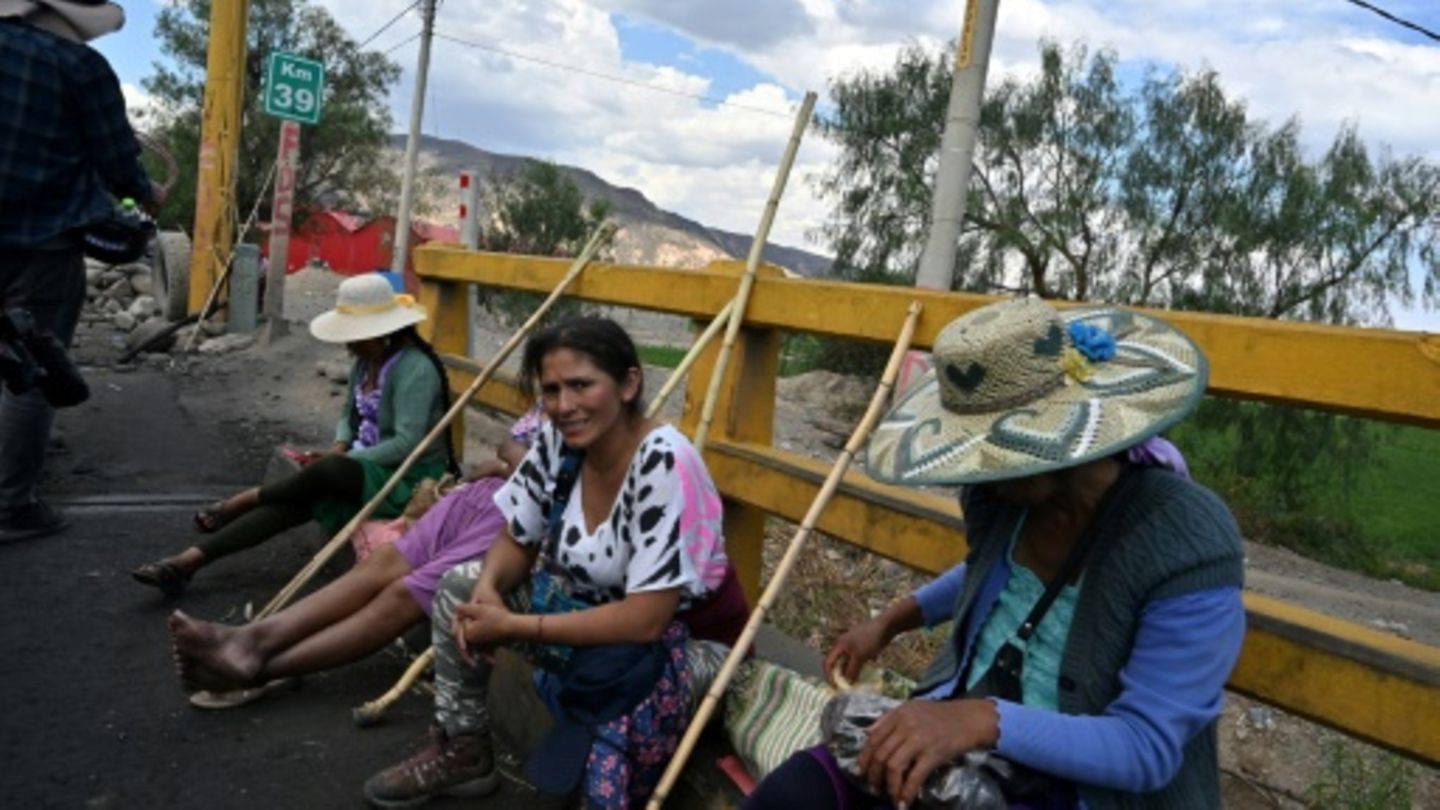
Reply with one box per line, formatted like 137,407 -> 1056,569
429,560 -> 534,737
430,561 -> 731,740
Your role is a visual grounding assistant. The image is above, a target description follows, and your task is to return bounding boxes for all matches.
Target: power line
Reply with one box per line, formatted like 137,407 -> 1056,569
1341,0 -> 1440,42
432,32 -> 798,119
383,32 -> 420,55
357,0 -> 422,50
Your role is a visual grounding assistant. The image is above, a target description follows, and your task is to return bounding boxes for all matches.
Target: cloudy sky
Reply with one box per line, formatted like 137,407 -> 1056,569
98,0 -> 1438,328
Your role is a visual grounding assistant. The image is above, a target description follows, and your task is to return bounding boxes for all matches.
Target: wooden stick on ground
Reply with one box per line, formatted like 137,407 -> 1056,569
352,647 -> 435,726
255,221 -> 617,619
643,299 -> 735,420
646,300 -> 923,810
691,91 -> 817,453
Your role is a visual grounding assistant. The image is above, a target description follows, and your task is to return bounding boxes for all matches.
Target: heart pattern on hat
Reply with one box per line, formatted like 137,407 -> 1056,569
865,299 -> 1207,486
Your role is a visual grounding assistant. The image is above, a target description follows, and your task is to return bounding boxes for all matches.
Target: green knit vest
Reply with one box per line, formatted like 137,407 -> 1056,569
915,468 -> 1244,809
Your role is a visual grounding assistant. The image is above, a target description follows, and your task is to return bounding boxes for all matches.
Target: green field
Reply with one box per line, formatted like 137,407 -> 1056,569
1175,414 -> 1440,591
637,344 -> 687,369
1342,425 -> 1440,579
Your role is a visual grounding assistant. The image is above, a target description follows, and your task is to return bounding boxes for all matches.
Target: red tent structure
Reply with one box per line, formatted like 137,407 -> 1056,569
262,210 -> 459,290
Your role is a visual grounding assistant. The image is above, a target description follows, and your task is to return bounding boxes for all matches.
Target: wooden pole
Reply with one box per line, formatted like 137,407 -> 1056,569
646,301 -> 923,809
643,299 -> 735,420
352,647 -> 434,726
255,221 -> 616,619
691,91 -> 817,452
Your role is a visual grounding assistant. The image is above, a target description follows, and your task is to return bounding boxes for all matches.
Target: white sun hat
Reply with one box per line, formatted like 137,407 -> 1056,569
308,274 -> 428,344
0,0 -> 124,41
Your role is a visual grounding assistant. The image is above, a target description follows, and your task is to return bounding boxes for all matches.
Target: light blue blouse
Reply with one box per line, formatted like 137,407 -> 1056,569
961,514 -> 1079,710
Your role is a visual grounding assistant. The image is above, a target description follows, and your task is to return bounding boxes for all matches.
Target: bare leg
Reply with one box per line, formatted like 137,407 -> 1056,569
144,487 -> 283,578
221,481 -> 262,513
165,546 -> 207,576
168,544 -> 414,691
260,579 -> 424,680
168,610 -> 262,692
246,544 -> 413,653
217,487 -> 260,519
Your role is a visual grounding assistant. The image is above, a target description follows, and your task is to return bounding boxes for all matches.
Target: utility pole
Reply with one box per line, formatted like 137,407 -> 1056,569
188,0 -> 248,315
899,0 -> 999,395
913,0 -> 1000,291
390,0 -> 437,285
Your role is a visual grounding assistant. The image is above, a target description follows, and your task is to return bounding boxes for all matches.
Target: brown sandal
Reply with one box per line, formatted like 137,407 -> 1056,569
192,500 -> 230,533
132,560 -> 192,597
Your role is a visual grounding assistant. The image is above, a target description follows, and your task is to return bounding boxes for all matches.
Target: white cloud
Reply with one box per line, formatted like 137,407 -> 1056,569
307,0 -> 1440,268
602,0 -> 815,49
120,82 -> 159,124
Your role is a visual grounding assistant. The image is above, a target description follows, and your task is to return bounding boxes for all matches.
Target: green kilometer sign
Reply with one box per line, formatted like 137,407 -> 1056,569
263,52 -> 325,125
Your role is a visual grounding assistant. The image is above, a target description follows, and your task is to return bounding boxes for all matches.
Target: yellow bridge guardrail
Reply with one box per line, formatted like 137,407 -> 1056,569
416,245 -> 1440,766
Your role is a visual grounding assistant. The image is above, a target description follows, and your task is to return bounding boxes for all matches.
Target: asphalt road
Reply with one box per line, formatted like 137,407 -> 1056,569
0,368 -> 563,808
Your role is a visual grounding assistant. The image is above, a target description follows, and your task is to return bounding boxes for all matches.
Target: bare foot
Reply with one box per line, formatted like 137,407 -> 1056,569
167,610 -> 264,693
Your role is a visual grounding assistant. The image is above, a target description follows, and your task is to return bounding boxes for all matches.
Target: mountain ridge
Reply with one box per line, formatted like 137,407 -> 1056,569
390,133 -> 832,277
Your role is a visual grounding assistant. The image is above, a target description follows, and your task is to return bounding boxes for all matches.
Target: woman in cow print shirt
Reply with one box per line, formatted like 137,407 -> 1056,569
364,316 -> 744,810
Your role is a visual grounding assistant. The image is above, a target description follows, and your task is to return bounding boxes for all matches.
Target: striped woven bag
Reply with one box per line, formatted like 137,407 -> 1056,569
724,660 -> 829,780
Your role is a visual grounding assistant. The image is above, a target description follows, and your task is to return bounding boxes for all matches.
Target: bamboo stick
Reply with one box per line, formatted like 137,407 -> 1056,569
352,647 -> 435,726
691,91 -> 817,452
646,301 -> 922,809
255,221 -> 617,619
643,299 -> 735,420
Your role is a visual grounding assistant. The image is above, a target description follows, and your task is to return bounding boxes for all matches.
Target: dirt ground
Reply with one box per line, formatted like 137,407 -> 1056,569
2,265 -> 1433,807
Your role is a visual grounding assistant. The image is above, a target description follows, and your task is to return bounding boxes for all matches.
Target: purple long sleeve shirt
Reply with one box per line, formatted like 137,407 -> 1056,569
912,562 -> 1245,793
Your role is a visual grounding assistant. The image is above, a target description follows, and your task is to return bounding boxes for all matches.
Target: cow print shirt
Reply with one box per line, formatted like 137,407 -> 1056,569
494,422 -> 724,607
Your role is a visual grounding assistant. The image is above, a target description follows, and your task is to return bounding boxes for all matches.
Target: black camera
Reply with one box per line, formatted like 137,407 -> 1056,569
84,198 -> 155,265
0,307 -> 89,407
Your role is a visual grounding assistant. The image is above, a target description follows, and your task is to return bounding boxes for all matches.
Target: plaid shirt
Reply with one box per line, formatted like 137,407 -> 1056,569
0,19 -> 152,248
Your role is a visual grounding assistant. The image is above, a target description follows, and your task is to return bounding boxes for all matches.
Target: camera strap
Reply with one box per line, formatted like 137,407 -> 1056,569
970,464 -> 1135,701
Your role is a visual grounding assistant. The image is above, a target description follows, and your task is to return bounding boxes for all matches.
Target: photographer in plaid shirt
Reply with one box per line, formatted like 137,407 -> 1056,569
0,0 -> 157,542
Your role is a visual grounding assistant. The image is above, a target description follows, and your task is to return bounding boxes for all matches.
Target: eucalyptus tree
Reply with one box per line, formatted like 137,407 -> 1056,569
816,40 -> 1439,529
818,40 -> 1440,326
142,0 -> 402,229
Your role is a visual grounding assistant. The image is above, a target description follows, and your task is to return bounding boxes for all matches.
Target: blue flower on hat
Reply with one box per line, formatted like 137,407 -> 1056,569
1067,321 -> 1116,362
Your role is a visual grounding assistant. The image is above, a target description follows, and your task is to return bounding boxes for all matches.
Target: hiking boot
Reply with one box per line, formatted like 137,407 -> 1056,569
0,499 -> 68,543
363,726 -> 498,808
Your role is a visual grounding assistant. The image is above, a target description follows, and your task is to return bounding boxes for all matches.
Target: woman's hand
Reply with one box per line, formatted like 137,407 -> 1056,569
857,698 -> 1000,808
452,602 -> 521,665
327,441 -> 348,457
824,616 -> 894,688
469,579 -> 505,609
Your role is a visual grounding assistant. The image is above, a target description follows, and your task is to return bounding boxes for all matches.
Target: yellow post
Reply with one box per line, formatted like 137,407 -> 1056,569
188,0 -> 249,315
417,277 -> 471,462
681,262 -> 783,603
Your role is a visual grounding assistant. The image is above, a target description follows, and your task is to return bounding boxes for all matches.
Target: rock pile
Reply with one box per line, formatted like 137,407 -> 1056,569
83,258 -> 161,335
81,257 -> 249,357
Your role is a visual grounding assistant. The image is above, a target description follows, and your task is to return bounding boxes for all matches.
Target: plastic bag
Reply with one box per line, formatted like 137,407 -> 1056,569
820,691 -> 1008,810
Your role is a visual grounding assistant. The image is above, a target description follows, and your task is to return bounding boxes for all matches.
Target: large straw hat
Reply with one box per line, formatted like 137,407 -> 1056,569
309,274 -> 427,344
865,298 -> 1206,486
0,0 -> 124,41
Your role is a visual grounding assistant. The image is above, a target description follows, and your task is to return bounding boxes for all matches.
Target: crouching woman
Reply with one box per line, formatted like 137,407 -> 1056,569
364,317 -> 744,809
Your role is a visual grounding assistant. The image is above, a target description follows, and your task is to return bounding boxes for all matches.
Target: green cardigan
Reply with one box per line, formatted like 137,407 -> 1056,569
333,345 -> 447,468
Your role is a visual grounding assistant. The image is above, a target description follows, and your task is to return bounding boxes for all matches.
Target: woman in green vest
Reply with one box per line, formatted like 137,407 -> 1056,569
747,298 -> 1245,810
131,273 -> 453,596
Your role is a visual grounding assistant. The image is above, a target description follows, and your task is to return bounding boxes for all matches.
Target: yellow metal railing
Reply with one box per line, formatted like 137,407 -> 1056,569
416,245 -> 1440,766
